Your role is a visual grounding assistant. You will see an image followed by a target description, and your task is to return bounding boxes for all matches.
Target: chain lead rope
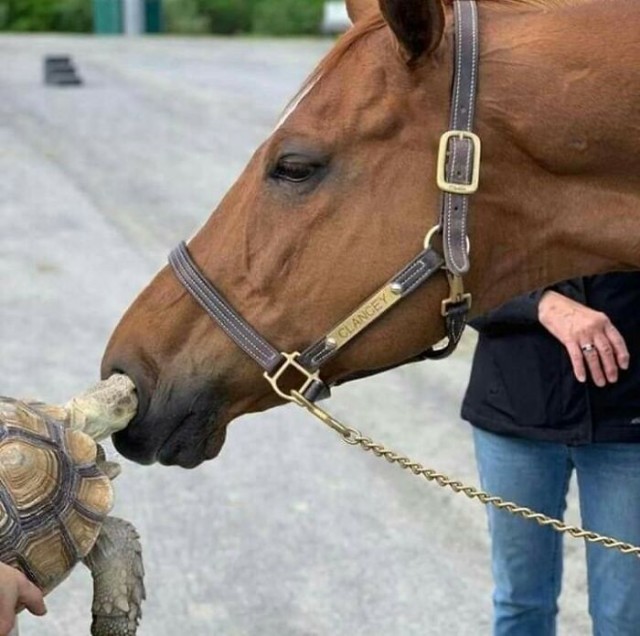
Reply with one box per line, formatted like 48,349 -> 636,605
292,392 -> 640,558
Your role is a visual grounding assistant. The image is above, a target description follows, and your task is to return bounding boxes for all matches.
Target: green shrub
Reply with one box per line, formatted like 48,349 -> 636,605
0,0 -> 326,34
0,0 -> 91,31
1,0 -> 53,30
0,2 -> 10,28
164,0 -> 209,33
51,0 -> 92,31
196,0 -> 255,34
252,0 -> 323,36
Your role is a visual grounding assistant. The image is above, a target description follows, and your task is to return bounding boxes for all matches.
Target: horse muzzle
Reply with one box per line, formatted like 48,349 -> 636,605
104,365 -> 227,468
113,410 -> 226,468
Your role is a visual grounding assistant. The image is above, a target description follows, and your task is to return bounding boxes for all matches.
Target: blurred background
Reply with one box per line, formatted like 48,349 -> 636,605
0,2 -> 590,634
0,0 -> 351,36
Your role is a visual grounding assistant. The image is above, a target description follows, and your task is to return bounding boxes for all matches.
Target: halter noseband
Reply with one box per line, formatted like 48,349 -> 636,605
169,0 -> 481,404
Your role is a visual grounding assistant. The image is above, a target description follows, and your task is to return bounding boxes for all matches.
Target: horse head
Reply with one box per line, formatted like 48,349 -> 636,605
102,0 -> 640,468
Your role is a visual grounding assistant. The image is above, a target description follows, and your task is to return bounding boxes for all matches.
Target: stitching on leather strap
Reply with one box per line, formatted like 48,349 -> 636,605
170,244 -> 283,371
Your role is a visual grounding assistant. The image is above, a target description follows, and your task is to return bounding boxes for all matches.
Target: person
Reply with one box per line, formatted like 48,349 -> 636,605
0,562 -> 46,635
462,272 -> 640,635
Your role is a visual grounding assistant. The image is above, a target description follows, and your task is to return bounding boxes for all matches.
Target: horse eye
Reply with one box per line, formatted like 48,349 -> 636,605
272,159 -> 318,183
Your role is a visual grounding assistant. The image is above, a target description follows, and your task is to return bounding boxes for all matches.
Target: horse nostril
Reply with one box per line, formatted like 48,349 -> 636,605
99,360 -> 152,428
100,356 -> 122,381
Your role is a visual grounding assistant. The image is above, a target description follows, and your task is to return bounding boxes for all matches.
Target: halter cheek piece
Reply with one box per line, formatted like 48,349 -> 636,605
169,0 -> 480,404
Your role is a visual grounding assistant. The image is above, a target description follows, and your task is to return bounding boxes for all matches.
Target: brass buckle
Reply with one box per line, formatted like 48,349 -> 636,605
441,274 -> 472,317
437,130 -> 482,195
264,352 -> 322,403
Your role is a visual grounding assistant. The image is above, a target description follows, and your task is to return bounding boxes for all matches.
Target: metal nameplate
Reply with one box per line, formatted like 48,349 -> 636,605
325,284 -> 403,350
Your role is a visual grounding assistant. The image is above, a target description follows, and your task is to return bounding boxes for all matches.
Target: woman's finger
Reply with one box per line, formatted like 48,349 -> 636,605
593,332 -> 619,383
581,342 -> 606,387
604,322 -> 630,370
16,576 -> 46,617
567,342 -> 588,383
0,587 -> 19,636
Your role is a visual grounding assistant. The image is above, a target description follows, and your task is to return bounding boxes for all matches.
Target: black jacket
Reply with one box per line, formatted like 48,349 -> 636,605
461,272 -> 640,444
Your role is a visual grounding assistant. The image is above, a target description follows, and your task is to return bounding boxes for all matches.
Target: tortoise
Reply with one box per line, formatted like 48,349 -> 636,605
0,375 -> 144,636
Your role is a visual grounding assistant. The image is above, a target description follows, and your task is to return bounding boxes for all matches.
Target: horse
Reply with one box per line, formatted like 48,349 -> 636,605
101,0 -> 640,469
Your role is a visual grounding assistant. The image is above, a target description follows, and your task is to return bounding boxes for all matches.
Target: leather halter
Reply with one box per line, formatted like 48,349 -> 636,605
169,0 -> 481,403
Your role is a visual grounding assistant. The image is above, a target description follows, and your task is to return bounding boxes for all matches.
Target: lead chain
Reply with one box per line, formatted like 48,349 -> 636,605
291,392 -> 640,558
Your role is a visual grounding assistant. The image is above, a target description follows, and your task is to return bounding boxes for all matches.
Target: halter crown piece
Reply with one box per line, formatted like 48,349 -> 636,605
169,0 -> 480,404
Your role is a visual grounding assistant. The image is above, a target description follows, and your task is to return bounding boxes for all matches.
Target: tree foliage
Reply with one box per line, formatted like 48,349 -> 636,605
0,0 -> 92,31
197,0 -> 255,35
0,0 -> 325,34
252,0 -> 323,36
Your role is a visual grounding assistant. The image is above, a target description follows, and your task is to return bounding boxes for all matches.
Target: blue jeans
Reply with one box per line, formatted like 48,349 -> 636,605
473,427 -> 640,636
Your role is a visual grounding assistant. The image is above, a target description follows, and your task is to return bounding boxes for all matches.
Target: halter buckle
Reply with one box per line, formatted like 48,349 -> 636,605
437,130 -> 482,195
441,274 -> 472,317
264,352 -> 323,403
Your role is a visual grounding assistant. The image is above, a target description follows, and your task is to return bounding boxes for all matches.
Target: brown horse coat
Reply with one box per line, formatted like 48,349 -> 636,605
103,0 -> 640,467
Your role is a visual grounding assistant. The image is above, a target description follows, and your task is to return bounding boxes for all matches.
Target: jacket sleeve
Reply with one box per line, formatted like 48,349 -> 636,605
470,279 -> 585,333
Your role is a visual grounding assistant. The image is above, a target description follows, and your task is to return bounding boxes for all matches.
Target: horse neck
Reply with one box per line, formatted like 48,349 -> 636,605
467,0 -> 640,315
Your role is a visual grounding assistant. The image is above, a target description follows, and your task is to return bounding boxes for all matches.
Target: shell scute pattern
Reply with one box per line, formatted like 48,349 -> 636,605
0,397 -> 114,593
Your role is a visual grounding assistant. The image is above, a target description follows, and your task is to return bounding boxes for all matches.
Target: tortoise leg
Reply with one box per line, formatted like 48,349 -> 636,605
83,517 -> 145,636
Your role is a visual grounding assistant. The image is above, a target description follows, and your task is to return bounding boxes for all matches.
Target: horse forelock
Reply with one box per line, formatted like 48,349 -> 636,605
278,14 -> 387,126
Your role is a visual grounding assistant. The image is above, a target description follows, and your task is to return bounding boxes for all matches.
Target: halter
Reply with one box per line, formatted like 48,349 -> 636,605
169,0 -> 481,404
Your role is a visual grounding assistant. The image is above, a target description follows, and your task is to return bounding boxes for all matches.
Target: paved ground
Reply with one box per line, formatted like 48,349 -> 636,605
0,35 -> 591,635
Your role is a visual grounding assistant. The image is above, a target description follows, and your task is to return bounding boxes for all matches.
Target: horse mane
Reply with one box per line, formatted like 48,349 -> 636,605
285,0 -> 589,113
489,0 -> 590,7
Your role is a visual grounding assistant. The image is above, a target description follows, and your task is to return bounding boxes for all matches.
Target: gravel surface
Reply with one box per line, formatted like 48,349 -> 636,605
0,34 -> 590,636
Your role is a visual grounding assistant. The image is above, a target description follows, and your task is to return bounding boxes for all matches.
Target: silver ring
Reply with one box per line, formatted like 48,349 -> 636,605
581,343 -> 597,355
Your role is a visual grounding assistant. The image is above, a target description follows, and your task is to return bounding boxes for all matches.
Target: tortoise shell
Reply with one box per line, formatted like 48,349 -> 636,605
0,398 -> 113,593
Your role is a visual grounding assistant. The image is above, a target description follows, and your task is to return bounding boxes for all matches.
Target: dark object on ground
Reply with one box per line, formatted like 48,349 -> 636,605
44,56 -> 83,86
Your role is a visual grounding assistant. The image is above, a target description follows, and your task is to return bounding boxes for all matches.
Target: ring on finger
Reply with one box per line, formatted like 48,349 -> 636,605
581,343 -> 597,355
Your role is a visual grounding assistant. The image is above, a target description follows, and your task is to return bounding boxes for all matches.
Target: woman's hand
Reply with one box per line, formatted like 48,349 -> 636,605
538,290 -> 630,386
0,563 -> 46,636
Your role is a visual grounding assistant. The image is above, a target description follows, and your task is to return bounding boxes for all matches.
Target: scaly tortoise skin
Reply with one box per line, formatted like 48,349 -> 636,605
0,377 -> 144,636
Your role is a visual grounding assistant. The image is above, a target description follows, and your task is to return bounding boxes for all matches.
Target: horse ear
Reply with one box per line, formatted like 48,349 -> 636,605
346,0 -> 378,23
379,0 -> 445,60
